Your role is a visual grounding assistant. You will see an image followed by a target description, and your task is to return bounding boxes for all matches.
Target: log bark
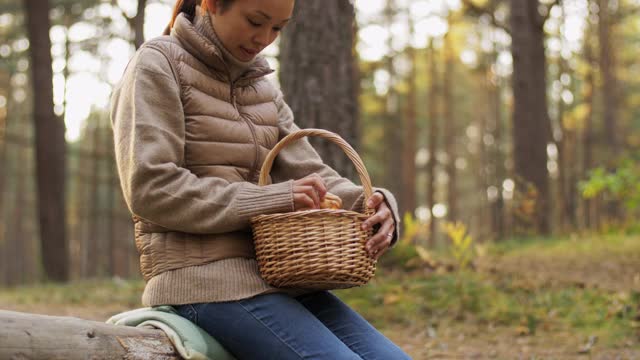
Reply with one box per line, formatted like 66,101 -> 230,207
0,310 -> 180,359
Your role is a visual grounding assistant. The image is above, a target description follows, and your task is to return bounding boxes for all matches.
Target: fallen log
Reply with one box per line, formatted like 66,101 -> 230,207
0,310 -> 180,359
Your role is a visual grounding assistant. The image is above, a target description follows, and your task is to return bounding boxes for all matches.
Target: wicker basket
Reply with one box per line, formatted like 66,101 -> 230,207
250,129 -> 376,290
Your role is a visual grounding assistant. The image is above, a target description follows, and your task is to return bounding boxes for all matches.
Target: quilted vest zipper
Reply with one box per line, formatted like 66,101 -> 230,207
230,82 -> 261,183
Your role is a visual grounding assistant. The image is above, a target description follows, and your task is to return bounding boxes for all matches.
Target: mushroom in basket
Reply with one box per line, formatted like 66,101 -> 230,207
320,192 -> 342,210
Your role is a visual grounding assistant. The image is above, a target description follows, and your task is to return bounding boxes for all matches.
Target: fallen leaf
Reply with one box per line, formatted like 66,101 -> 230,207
383,294 -> 401,305
515,325 -> 530,336
578,335 -> 598,354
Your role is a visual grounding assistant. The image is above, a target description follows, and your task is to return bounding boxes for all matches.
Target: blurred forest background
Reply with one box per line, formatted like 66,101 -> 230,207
2,0 -> 639,285
2,0 -> 640,357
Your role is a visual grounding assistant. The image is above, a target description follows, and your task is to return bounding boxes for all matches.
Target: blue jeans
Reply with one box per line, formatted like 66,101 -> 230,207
174,291 -> 411,360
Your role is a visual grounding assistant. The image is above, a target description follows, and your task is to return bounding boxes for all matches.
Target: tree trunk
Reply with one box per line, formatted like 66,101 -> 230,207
556,4 -> 579,231
23,162 -> 39,284
598,0 -> 618,155
581,28 -> 596,229
495,72 -> 507,239
426,39 -> 439,245
87,119 -> 102,277
104,124 -> 119,276
133,0 -> 148,49
279,0 -> 359,181
4,143 -> 18,286
477,96 -> 490,240
0,310 -> 179,359
0,76 -> 11,285
77,142 -> 91,278
488,41 -> 506,240
509,0 -> 551,235
24,0 -> 69,282
401,16 -> 417,218
555,14 -> 567,231
597,0 -> 621,222
0,71 -> 8,230
12,121 -> 28,285
563,129 -> 578,228
381,0 -> 404,204
443,32 -> 457,222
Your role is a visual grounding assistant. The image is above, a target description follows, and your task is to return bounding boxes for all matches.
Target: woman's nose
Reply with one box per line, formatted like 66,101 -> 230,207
255,29 -> 273,47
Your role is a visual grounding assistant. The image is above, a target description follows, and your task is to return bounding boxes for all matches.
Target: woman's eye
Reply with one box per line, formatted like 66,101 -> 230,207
248,19 -> 261,27
273,27 -> 282,32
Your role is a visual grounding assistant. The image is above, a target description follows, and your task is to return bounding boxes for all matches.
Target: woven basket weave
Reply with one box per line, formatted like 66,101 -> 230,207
250,129 -> 376,290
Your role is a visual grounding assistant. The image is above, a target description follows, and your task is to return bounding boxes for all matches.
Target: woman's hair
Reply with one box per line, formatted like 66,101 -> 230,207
163,0 -> 236,35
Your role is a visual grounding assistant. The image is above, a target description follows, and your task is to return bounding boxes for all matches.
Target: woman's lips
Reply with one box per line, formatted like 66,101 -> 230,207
241,46 -> 258,57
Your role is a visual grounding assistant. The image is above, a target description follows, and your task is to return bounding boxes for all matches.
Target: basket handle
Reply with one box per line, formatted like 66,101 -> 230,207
258,128 -> 374,212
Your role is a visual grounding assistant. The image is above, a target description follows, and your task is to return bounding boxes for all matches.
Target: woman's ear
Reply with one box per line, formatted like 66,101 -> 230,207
206,0 -> 219,14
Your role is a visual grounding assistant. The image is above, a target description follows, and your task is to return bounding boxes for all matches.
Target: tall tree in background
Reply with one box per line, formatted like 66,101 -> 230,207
443,31 -> 457,222
597,0 -> 619,156
0,70 -> 9,244
426,39 -> 439,244
279,0 -> 359,180
401,13 -> 417,217
24,0 -> 69,282
132,0 -> 148,49
462,0 -> 511,239
581,18 -> 597,229
382,0 -> 404,203
509,0 -> 553,234
115,0 -> 148,49
554,2 -> 578,230
0,9 -> 39,285
597,0 -> 621,221
86,116 -> 103,277
489,36 -> 507,239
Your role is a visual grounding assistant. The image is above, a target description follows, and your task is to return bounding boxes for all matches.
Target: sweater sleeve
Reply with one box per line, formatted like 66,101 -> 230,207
110,48 -> 294,234
269,90 -> 401,244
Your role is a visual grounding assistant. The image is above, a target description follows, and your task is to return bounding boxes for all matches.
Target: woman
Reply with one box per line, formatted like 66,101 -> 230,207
111,0 -> 410,358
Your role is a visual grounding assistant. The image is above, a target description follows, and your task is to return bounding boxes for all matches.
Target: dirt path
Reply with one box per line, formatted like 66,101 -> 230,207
388,323 -> 639,359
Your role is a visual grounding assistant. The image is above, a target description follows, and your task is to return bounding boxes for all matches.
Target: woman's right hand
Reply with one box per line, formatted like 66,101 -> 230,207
293,173 -> 327,211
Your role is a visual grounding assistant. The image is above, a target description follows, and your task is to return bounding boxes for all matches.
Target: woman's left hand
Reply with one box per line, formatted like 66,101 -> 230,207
361,192 -> 395,259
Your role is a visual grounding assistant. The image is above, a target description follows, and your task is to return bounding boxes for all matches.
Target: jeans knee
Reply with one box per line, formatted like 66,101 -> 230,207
381,348 -> 412,360
361,345 -> 412,360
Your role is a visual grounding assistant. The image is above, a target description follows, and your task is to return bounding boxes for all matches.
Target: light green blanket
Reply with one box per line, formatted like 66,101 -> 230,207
107,306 -> 236,360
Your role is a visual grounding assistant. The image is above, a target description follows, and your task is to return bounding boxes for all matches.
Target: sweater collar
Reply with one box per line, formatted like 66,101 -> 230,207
171,8 -> 273,83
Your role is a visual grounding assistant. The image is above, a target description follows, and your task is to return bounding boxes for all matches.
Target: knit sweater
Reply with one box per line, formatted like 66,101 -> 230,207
110,8 -> 400,306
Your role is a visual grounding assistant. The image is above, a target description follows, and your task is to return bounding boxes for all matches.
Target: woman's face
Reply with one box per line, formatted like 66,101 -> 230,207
208,0 -> 294,62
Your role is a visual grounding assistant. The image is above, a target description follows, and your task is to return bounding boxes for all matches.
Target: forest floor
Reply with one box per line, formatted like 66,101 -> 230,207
1,232 -> 640,359
358,232 -> 640,359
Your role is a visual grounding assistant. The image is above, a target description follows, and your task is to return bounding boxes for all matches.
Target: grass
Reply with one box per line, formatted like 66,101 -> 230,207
488,231 -> 640,258
337,269 -> 638,346
0,277 -> 145,308
337,232 -> 640,346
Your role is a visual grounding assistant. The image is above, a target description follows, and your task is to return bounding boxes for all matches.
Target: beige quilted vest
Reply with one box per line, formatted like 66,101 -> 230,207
133,12 -> 281,281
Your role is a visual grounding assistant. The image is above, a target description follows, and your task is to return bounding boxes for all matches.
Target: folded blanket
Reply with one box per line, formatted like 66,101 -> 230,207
107,306 -> 236,360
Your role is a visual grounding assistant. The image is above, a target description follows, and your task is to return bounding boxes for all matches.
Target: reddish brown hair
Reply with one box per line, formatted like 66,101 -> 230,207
163,0 -> 235,35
